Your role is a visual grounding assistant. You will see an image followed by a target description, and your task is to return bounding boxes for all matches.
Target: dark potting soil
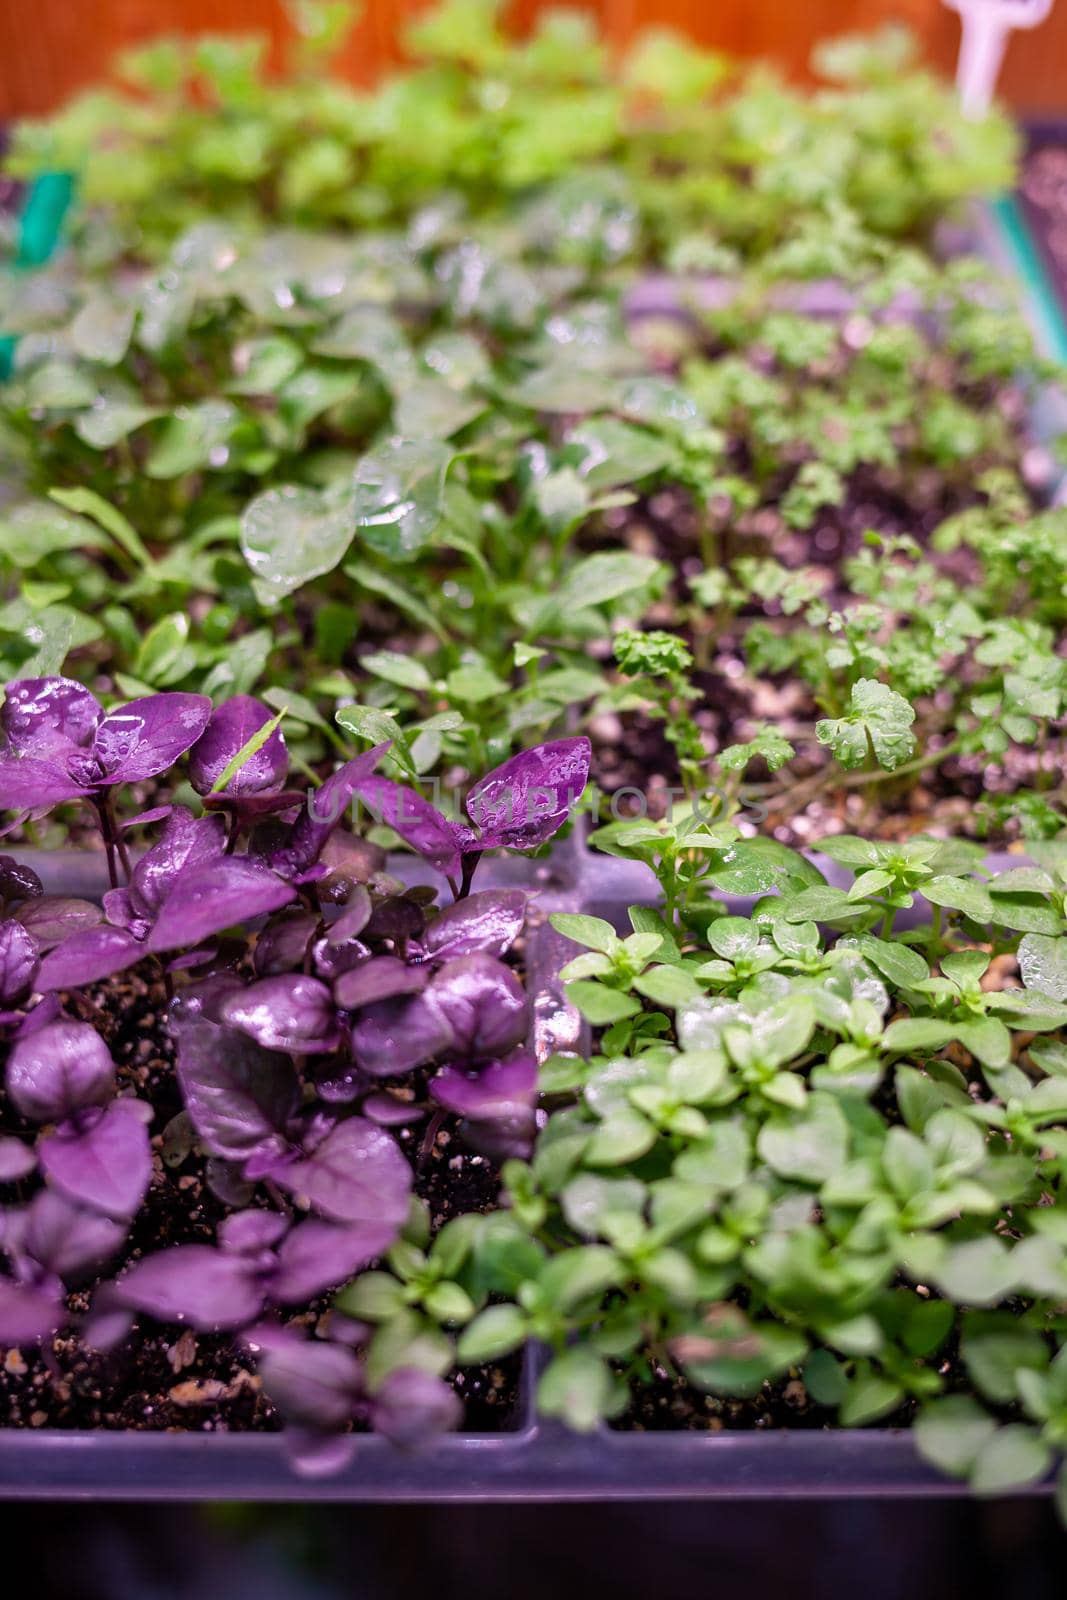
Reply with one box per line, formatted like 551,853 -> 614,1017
611,1358 -> 913,1434
0,964 -> 522,1435
583,425 -> 1062,851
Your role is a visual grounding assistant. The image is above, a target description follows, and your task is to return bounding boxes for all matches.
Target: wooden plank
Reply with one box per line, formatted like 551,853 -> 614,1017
0,1 -> 1062,119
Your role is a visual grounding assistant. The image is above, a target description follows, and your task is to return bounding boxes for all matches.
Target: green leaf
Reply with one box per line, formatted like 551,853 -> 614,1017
353,437 -> 452,561
394,377 -> 484,439
145,400 -> 238,478
882,1018 -> 957,1054
76,398 -> 162,449
567,417 -> 674,490
839,1373 -> 902,1427
961,1317 -> 1050,1404
456,1304 -> 528,1364
344,560 -> 449,644
817,836 -> 883,868
133,612 -> 194,686
69,292 -> 135,364
48,487 -> 153,571
228,334 -> 304,395
934,1237 -> 1017,1307
584,1107 -> 656,1166
537,1347 -> 622,1432
422,1281 -> 475,1325
445,663 -> 508,704
241,485 -> 354,604
361,650 -> 434,693
565,980 -> 641,1026
550,914 -> 620,955
539,1245 -> 622,1311
756,1093 -> 849,1183
803,1349 -> 848,1407
210,706 -> 286,795
858,937 -> 930,989
1018,934 -> 1067,1001
335,1272 -> 406,1321
675,1320 -> 807,1397
556,551 -> 663,614
815,678 -> 916,771
922,876 -> 994,923
633,965 -> 703,1008
970,1425 -> 1052,1496
914,1396 -> 996,1478
881,1126 -> 935,1199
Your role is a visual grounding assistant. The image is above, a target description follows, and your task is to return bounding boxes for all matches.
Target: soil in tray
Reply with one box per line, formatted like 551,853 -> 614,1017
612,1364 -> 921,1434
583,431 -> 1061,850
0,965 -> 522,1435
610,1361 -> 845,1433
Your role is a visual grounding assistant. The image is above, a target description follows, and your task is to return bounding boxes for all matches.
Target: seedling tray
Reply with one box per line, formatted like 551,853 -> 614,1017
0,841 -> 1053,1502
0,185 -> 1064,1500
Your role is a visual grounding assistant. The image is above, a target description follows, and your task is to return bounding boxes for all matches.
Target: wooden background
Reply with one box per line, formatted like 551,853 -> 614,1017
0,1 -> 1064,117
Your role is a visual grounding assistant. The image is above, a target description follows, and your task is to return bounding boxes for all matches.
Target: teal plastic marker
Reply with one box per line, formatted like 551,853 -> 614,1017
1,170 -> 75,378
989,191 -> 1067,366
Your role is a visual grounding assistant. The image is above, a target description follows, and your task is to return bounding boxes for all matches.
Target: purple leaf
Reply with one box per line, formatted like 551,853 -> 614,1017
253,1331 -> 363,1430
1,677 -> 100,757
169,972 -> 245,1028
24,1187 -> 128,1278
370,1367 -> 462,1448
465,736 -> 590,850
11,992 -> 61,1035
146,858 -> 296,954
82,1302 -> 136,1352
205,1157 -> 257,1209
220,974 -> 341,1055
325,886 -> 372,944
128,807 -> 227,917
122,804 -> 172,830
431,1050 -> 537,1159
5,1019 -> 115,1122
35,924 -> 145,990
15,895 -> 103,950
0,1135 -> 36,1181
0,918 -> 38,1004
114,1244 -> 265,1331
334,955 -> 429,1011
421,889 -> 527,961
318,831 -> 387,894
312,1058 -> 368,1105
426,954 -> 528,1060
276,1117 -> 412,1227
270,1217 -> 399,1303
273,744 -> 390,875
86,693 -> 212,784
176,1019 -> 300,1163
254,910 -> 319,976
218,1209 -> 289,1255
352,775 -> 460,878
0,755 -> 92,811
430,1049 -> 538,1121
364,895 -> 426,946
311,933 -> 371,983
189,695 -> 289,798
350,992 -> 455,1077
0,1278 -> 62,1345
362,1092 -> 426,1127
39,1099 -> 152,1220
0,855 -> 44,902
